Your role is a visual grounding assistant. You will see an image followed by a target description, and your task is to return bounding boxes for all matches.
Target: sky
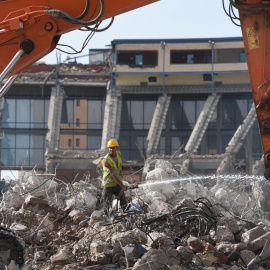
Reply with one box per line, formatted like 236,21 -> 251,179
40,0 -> 242,64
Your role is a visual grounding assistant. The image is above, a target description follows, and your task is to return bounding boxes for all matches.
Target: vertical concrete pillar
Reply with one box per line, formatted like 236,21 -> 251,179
185,93 -> 221,154
225,105 -> 256,154
46,86 -> 64,150
217,105 -> 256,175
101,83 -> 122,150
147,94 -> 171,155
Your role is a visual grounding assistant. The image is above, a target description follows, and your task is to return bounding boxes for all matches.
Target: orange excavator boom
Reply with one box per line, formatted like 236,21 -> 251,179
0,0 -> 158,89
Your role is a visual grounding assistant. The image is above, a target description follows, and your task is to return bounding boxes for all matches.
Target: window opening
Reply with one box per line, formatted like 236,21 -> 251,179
239,52 -> 246,62
187,54 -> 194,64
135,55 -> 143,65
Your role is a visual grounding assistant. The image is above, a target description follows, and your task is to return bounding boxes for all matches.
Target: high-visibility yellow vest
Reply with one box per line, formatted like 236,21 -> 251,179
102,151 -> 123,187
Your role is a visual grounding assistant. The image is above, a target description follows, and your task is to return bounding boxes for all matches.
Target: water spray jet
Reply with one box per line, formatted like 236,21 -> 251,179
129,174 -> 265,189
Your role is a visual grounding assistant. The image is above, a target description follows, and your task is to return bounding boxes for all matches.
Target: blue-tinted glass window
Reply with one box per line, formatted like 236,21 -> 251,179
16,99 -> 30,128
135,55 -> 143,65
121,99 -> 156,130
2,134 -> 45,167
196,101 -> 205,119
171,136 -> 189,155
236,100 -> 248,121
208,107 -> 217,130
170,100 -> 183,130
171,137 -> 182,155
2,99 -> 16,128
240,52 -> 246,62
30,100 -> 45,128
158,137 -> 166,155
30,135 -> 44,148
183,101 -> 195,129
3,98 -> 48,129
131,101 -> 143,129
121,100 -> 131,130
45,100 -> 50,126
87,100 -> 105,129
187,54 -> 194,64
2,134 -> 15,148
61,100 -> 74,124
1,149 -> 15,166
16,134 -> 30,149
143,101 -> 156,129
87,136 -> 101,150
208,135 -> 217,154
119,135 -> 147,161
170,99 -> 204,131
222,99 -> 249,130
16,149 -> 30,166
30,149 -> 44,166
222,135 -> 231,153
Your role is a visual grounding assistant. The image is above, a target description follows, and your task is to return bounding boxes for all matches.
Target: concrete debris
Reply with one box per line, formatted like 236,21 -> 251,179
1,161 -> 270,269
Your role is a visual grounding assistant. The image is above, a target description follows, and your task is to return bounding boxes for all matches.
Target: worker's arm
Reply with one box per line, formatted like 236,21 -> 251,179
122,165 -> 133,171
107,165 -> 128,191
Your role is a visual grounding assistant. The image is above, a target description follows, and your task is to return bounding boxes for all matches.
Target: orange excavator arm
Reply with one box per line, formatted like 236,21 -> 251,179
231,0 -> 270,178
0,0 -> 158,92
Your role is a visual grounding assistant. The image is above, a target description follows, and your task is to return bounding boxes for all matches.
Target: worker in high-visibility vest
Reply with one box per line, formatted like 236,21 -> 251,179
102,139 -> 133,213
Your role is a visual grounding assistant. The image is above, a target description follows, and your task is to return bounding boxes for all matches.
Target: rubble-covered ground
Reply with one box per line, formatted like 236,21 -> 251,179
2,160 -> 270,270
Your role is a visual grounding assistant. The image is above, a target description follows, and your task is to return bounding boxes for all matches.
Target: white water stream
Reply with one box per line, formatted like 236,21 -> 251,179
138,174 -> 265,188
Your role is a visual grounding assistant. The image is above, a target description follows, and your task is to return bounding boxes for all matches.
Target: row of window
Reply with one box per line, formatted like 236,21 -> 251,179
2,97 -> 253,132
61,99 -> 105,129
2,99 -> 50,129
2,134 -> 46,167
1,94 -> 262,166
117,48 -> 246,67
1,130 -> 261,166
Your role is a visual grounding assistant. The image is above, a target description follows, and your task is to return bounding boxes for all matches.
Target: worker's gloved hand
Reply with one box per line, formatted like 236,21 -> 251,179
121,185 -> 128,191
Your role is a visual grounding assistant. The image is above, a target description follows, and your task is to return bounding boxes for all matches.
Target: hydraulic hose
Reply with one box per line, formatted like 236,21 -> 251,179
45,0 -> 104,26
76,0 -> 90,20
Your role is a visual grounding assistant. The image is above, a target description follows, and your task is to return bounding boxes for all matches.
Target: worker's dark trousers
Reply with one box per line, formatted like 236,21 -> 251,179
102,184 -> 127,214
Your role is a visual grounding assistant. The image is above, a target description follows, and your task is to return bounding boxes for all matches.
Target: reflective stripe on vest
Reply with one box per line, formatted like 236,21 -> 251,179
102,151 -> 123,187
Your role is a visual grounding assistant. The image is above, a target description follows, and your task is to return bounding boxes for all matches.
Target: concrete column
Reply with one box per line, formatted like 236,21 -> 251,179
46,86 -> 64,150
225,105 -> 256,154
147,94 -> 171,155
185,93 -> 221,154
101,83 -> 122,150
218,105 -> 256,175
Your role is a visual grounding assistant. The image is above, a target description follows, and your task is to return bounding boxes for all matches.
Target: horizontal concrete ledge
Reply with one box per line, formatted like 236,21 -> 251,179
13,81 -> 108,87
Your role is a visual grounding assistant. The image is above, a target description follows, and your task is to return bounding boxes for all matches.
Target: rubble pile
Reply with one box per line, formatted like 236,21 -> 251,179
1,161 -> 270,269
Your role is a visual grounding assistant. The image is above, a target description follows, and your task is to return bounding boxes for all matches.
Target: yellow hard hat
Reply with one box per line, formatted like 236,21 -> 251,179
107,139 -> 119,147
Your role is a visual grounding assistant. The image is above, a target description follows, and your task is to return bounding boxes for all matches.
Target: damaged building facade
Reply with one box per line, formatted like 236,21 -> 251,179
0,37 -> 263,179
